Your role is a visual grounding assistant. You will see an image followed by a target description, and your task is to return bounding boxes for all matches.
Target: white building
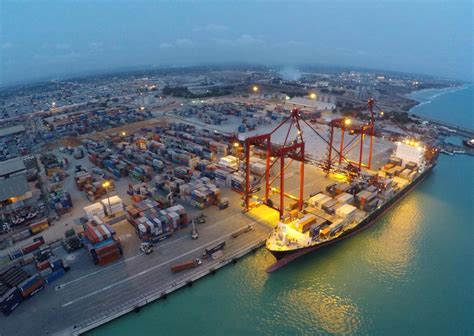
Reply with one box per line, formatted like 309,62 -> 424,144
285,97 -> 335,113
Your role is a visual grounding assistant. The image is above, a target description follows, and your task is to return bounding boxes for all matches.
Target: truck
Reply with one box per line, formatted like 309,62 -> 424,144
73,147 -> 84,159
231,225 -> 253,238
170,258 -> 202,273
202,241 -> 226,258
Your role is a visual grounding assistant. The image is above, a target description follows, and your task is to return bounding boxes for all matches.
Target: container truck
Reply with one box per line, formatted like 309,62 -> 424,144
170,258 -> 202,273
202,241 -> 225,257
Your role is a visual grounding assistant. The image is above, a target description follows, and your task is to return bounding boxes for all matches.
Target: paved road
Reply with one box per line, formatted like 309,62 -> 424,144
0,189 -> 275,336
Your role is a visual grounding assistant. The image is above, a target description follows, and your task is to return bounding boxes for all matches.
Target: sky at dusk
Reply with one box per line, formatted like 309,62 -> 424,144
0,0 -> 472,85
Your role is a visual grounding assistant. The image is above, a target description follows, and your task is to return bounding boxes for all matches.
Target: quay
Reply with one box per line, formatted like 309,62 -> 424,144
339,96 -> 474,138
0,199 -> 277,336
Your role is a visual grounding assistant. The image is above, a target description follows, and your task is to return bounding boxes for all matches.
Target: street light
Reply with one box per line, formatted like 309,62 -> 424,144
344,118 -> 351,126
252,85 -> 259,93
121,131 -> 126,136
309,92 -> 317,100
102,181 -> 113,217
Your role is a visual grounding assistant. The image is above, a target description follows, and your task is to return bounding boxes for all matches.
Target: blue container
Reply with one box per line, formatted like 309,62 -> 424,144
18,274 -> 41,292
104,160 -> 114,169
202,171 -> 215,179
231,180 -> 243,191
49,257 -> 63,271
9,249 -> 23,260
45,269 -> 65,284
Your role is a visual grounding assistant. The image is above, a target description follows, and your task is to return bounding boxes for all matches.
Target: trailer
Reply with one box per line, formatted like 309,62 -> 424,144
170,258 -> 202,273
202,241 -> 226,257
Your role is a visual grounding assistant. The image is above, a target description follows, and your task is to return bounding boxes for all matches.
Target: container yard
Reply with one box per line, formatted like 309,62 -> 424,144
0,192 -> 277,336
0,95 -> 450,336
0,114 -> 291,336
0,97 -> 398,335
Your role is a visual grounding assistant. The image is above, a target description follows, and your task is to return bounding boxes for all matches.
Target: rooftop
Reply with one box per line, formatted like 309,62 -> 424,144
287,97 -> 335,110
0,173 -> 30,202
0,157 -> 26,177
0,125 -> 26,138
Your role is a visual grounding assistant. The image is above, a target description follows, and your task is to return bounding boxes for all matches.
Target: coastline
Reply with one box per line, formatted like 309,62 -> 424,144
406,83 -> 472,112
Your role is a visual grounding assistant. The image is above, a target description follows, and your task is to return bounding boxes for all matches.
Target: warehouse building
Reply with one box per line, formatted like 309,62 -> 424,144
0,157 -> 32,207
285,97 -> 335,118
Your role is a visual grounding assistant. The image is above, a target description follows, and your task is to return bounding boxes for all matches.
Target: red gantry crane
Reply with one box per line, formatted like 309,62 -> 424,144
242,99 -> 381,218
325,98 -> 377,172
243,108 -> 305,218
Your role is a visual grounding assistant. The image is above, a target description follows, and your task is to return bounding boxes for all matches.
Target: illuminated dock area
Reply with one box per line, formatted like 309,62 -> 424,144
0,192 -> 278,336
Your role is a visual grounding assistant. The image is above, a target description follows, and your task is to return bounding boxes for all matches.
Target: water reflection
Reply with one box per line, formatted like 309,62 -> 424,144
280,285 -> 362,335
364,194 -> 425,279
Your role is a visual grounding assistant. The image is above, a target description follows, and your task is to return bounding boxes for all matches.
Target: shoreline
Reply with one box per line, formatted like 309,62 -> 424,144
406,83 -> 471,112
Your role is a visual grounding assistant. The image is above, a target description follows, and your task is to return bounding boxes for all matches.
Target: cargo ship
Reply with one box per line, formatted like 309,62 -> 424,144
266,139 -> 438,272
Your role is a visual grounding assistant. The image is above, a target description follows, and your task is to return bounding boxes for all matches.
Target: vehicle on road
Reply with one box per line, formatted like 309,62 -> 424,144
170,258 -> 202,272
140,242 -> 153,255
191,220 -> 198,240
218,198 -> 229,210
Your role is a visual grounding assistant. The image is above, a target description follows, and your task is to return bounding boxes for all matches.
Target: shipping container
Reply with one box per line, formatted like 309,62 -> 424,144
170,258 -> 202,273
17,275 -> 44,299
44,269 -> 65,284
21,240 -> 44,255
0,287 -> 23,316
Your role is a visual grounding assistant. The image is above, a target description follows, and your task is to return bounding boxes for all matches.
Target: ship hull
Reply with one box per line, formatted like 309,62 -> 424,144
266,164 -> 435,270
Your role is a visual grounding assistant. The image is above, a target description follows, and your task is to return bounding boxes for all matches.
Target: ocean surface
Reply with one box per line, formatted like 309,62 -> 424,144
408,84 -> 473,128
90,88 -> 474,336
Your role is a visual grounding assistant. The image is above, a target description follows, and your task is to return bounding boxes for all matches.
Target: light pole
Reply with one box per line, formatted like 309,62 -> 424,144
233,142 -> 241,168
102,181 -> 113,217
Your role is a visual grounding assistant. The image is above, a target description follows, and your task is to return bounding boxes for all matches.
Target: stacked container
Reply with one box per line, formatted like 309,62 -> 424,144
335,192 -> 354,204
190,185 -> 220,209
49,189 -> 73,215
84,203 -> 106,220
125,199 -> 159,227
355,190 -> 378,210
75,171 -> 92,191
230,174 -> 245,192
309,193 -> 332,209
100,195 -> 123,216
82,222 -> 123,266
335,204 -> 357,223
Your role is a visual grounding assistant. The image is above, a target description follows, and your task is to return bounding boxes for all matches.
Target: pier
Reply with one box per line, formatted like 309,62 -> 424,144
339,96 -> 474,138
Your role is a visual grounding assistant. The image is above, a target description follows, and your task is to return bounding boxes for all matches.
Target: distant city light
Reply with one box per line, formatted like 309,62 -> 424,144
252,85 -> 259,93
309,93 -> 317,100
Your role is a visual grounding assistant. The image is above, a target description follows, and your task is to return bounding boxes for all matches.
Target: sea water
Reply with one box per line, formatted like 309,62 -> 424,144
408,84 -> 473,128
